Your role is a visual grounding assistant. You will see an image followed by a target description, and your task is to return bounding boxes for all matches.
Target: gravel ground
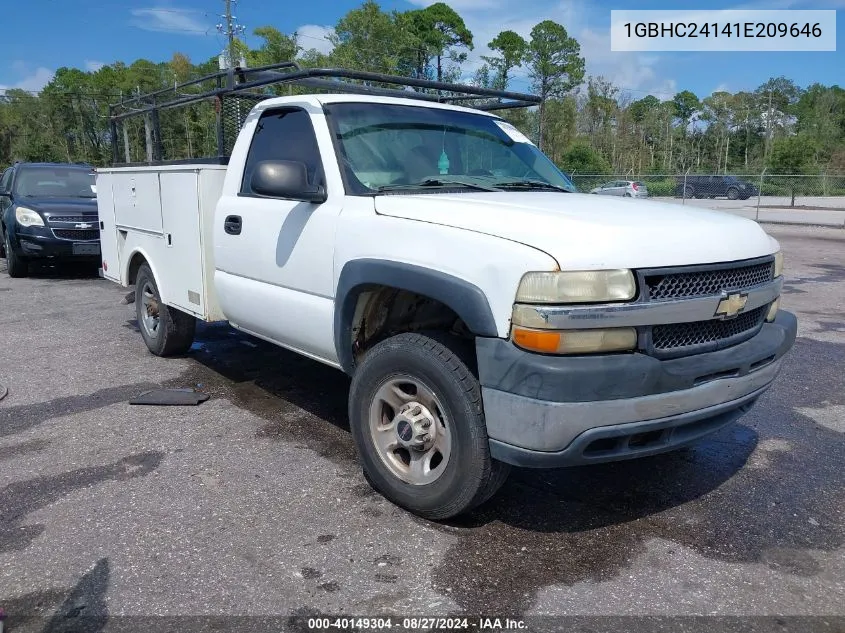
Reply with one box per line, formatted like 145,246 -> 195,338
0,224 -> 843,632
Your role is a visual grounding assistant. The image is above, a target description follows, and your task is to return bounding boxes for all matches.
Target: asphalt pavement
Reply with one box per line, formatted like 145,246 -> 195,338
0,224 -> 844,632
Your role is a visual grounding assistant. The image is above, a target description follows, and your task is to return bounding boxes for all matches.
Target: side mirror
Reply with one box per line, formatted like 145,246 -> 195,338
250,160 -> 327,203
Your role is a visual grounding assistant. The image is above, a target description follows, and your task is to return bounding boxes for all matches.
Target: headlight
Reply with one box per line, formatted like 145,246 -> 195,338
15,207 -> 44,227
516,270 -> 636,304
512,326 -> 637,355
774,251 -> 783,278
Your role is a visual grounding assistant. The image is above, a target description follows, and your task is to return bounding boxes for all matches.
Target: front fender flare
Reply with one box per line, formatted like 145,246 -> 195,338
334,259 -> 498,374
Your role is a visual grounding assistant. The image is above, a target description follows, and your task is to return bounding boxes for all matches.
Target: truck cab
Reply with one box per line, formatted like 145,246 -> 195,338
95,65 -> 797,519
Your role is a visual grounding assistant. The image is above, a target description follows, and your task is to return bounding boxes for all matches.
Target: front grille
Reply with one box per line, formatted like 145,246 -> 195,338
52,229 -> 99,241
651,305 -> 768,353
47,216 -> 85,223
645,260 -> 775,301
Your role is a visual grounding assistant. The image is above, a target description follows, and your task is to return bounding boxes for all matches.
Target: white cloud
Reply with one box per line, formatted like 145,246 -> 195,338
296,24 -> 335,55
85,60 -> 105,72
130,8 -> 209,35
0,66 -> 54,94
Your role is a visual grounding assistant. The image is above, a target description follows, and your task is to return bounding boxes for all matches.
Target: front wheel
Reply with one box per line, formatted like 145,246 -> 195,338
727,187 -> 740,200
349,333 -> 509,520
135,263 -> 196,356
3,229 -> 28,278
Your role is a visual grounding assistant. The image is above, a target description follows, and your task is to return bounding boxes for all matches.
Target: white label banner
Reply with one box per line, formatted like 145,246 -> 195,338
611,10 -> 836,51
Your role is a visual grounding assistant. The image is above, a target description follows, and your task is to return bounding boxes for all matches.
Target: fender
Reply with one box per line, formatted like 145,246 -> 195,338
123,246 -> 160,289
334,258 -> 498,374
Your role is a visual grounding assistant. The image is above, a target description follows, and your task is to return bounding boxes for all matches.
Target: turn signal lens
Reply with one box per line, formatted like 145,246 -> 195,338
774,251 -> 784,278
766,297 -> 780,322
512,326 -> 637,355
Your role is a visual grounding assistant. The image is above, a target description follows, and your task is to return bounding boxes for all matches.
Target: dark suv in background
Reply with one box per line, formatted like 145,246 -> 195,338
675,175 -> 758,200
0,162 -> 100,278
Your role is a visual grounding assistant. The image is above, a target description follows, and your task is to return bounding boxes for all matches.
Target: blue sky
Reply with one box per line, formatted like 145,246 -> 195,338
2,0 -> 843,100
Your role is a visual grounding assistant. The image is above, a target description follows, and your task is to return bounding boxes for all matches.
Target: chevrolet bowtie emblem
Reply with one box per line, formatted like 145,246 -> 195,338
715,292 -> 748,319
75,223 -> 93,229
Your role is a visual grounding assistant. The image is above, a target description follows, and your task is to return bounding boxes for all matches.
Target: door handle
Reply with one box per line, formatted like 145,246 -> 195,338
224,215 -> 242,235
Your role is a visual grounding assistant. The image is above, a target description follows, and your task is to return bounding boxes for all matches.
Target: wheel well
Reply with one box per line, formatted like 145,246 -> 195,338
349,286 -> 473,365
127,253 -> 148,286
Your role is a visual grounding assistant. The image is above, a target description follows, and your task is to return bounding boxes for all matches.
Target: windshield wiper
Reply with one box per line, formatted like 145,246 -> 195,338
377,178 -> 499,193
492,179 -> 572,192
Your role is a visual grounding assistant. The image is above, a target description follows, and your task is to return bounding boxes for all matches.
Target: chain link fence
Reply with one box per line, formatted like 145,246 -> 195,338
568,173 -> 845,215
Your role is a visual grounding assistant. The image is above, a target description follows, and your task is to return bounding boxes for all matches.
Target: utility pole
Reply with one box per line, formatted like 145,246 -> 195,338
217,0 -> 245,69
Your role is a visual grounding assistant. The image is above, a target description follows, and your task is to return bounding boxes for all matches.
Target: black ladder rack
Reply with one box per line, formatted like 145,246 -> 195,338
107,62 -> 541,167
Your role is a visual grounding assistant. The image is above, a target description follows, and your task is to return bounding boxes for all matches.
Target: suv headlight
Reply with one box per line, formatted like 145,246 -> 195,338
515,270 -> 636,304
15,207 -> 45,227
774,251 -> 783,278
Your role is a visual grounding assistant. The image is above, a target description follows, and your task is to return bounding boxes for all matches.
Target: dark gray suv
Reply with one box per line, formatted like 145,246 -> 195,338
675,175 -> 758,200
0,162 -> 100,278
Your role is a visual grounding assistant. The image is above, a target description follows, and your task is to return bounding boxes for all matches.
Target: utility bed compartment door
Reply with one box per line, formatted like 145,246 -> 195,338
159,171 -> 205,316
112,172 -> 164,233
95,171 -> 120,282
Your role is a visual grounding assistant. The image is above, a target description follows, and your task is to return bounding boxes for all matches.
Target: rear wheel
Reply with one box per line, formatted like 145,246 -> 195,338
684,185 -> 694,198
3,229 -> 28,278
349,332 -> 509,520
135,263 -> 196,356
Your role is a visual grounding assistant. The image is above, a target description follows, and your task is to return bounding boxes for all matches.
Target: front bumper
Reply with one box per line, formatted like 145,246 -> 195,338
15,229 -> 100,260
477,310 -> 797,468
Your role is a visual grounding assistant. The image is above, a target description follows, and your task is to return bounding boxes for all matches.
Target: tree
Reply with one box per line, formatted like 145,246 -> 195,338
408,2 -> 473,82
248,26 -> 299,67
483,30 -> 527,90
560,142 -> 611,174
756,76 -> 802,157
672,90 -> 700,132
768,135 -> 816,207
329,0 -> 415,75
769,136 -> 815,174
525,20 -> 585,150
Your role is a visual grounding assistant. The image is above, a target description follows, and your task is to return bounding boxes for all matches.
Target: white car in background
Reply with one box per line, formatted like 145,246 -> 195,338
590,180 -> 648,198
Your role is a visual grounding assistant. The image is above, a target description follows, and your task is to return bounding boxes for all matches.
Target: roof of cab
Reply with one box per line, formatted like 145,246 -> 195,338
251,93 -> 503,118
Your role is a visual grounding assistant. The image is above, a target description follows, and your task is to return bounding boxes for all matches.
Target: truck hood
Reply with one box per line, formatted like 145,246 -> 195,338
374,192 -> 777,269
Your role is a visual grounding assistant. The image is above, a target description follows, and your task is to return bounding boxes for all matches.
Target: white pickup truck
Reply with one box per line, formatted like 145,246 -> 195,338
95,66 -> 796,519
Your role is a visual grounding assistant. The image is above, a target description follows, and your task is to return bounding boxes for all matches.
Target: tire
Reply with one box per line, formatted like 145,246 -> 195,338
727,187 -> 740,200
684,185 -> 694,198
3,228 -> 28,278
349,332 -> 508,520
624,193 -> 632,198
135,263 -> 196,356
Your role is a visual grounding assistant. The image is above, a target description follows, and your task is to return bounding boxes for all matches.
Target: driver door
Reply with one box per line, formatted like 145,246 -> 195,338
213,107 -> 344,364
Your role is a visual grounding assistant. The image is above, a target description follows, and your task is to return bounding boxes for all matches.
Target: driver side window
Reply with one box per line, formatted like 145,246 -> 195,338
240,108 -> 324,196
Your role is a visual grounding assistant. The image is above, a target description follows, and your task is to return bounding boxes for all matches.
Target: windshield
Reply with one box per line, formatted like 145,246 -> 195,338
14,167 -> 96,198
325,102 -> 576,195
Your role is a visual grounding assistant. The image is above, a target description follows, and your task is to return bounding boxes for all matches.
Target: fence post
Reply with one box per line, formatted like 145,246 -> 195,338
682,167 -> 691,205
756,168 -> 766,222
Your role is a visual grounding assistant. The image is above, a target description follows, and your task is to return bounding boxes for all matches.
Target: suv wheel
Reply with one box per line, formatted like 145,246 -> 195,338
3,228 -> 28,278
349,332 -> 509,520
726,187 -> 740,200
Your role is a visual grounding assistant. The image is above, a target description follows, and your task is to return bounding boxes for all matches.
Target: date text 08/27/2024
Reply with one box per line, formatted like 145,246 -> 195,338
304,617 -> 528,630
